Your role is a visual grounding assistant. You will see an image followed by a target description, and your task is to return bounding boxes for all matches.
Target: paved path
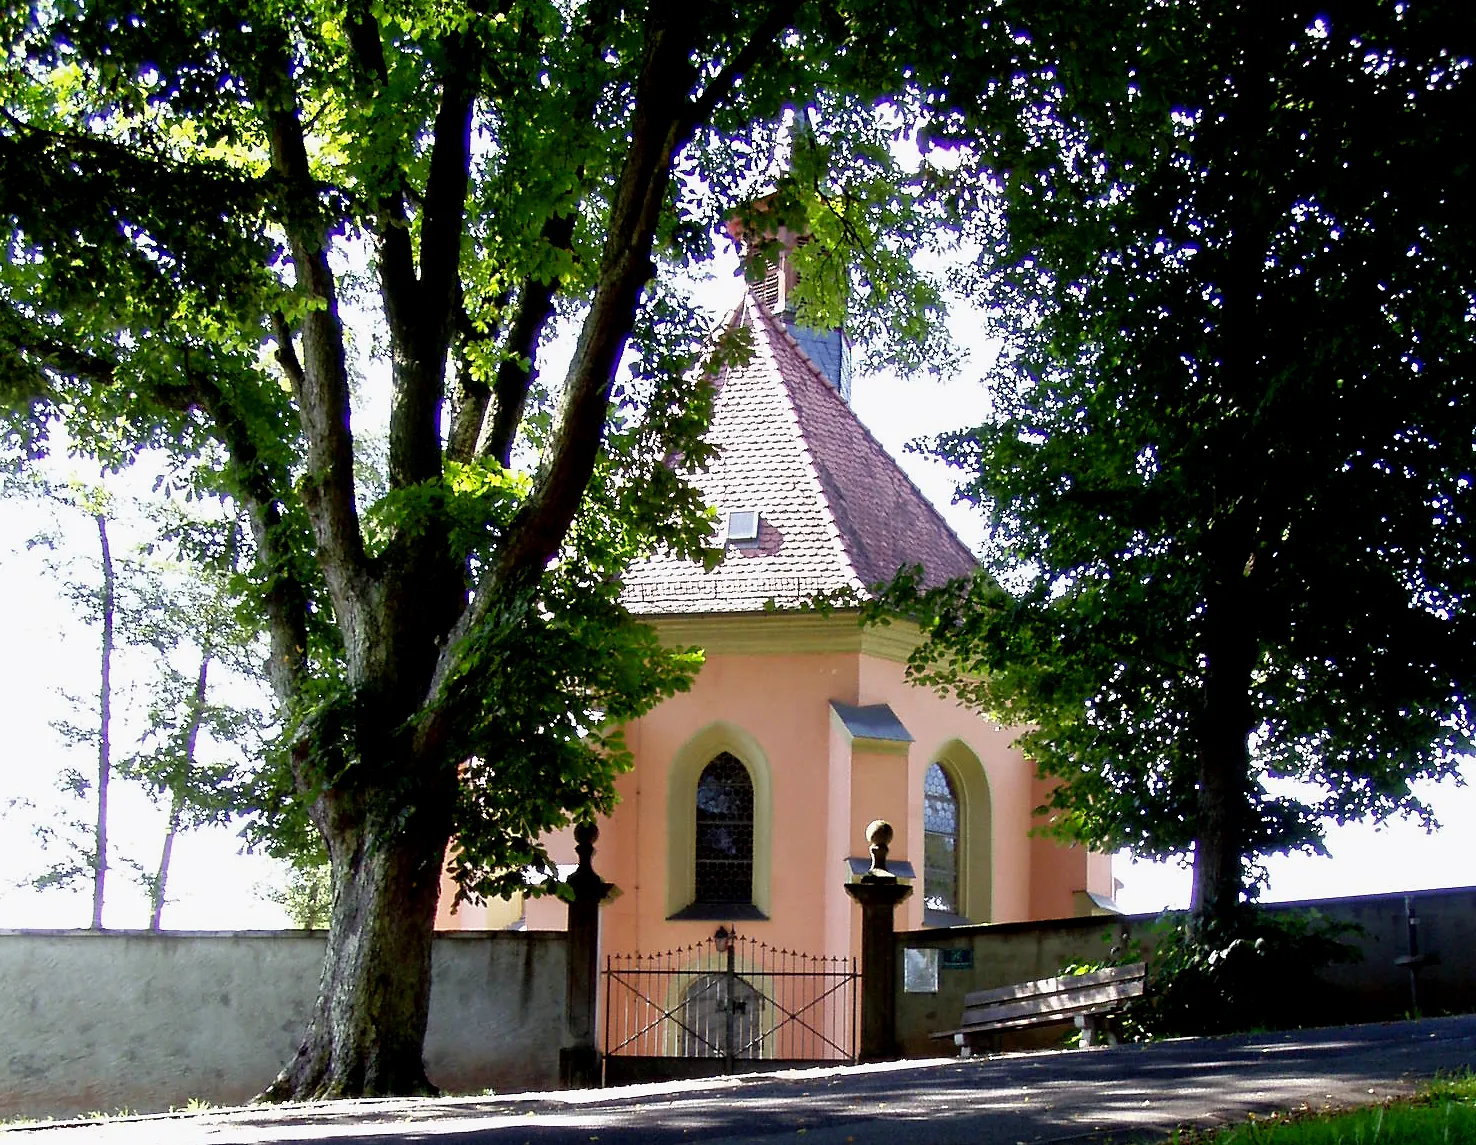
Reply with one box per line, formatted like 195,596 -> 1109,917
9,1016 -> 1475,1145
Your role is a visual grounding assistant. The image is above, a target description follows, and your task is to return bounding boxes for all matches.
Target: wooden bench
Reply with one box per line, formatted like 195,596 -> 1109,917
933,962 -> 1147,1055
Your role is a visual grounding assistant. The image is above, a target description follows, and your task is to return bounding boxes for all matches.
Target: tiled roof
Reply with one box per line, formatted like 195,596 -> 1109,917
623,293 -> 977,616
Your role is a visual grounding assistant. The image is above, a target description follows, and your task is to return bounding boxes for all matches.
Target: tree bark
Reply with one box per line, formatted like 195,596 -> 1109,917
1188,12 -> 1272,927
92,513 -> 114,931
1189,558 -> 1258,925
151,798 -> 181,932
248,2 -> 800,1102
261,778 -> 451,1100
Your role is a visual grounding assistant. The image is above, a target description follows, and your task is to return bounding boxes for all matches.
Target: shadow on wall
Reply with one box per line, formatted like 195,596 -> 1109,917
0,929 -> 569,1122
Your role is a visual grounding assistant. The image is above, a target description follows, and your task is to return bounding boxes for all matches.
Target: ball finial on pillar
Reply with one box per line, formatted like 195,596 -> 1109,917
866,819 -> 894,876
573,820 -> 599,870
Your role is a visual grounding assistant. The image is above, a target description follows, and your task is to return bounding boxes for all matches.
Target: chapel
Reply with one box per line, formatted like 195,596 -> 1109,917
436,227 -> 1117,959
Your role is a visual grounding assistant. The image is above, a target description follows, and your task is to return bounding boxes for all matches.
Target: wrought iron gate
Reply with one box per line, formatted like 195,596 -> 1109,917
602,932 -> 858,1083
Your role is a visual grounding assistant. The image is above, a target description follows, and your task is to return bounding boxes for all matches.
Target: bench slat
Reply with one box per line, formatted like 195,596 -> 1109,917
960,962 -> 1145,1009
959,978 -> 1143,1028
932,1000 -> 1123,1040
929,962 -> 1148,1044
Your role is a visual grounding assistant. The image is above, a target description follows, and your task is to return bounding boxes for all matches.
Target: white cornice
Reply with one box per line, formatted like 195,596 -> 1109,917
643,610 -> 922,663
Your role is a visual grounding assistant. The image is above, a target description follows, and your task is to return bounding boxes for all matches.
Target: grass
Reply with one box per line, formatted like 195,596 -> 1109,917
1,1100 -> 212,1129
1172,1074 -> 1476,1145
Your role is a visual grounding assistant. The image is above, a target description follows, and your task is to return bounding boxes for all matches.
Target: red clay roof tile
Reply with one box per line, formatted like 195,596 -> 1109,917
623,292 -> 976,616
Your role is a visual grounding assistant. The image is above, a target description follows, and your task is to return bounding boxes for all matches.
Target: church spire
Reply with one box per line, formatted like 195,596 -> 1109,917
724,196 -> 853,402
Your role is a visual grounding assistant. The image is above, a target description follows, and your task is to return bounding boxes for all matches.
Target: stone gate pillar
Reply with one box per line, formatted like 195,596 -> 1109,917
844,819 -> 912,1062
560,821 -> 612,1088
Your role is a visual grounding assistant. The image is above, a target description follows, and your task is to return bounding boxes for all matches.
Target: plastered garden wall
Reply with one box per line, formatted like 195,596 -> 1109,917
0,929 -> 567,1122
895,885 -> 1476,1056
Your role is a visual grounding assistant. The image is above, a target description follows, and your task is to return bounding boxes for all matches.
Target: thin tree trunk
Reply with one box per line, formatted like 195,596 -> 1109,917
260,785 -> 450,1100
151,798 -> 181,931
92,513 -> 114,931
149,653 -> 209,931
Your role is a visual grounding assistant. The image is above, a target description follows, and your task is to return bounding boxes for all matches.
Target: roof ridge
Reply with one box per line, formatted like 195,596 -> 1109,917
741,293 -> 868,597
747,295 -> 977,583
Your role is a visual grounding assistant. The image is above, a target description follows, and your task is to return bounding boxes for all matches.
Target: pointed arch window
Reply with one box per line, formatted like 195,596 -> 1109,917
695,752 -> 754,905
923,762 -> 960,915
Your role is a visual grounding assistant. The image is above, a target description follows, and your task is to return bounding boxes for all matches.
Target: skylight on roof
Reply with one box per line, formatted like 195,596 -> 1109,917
726,510 -> 760,544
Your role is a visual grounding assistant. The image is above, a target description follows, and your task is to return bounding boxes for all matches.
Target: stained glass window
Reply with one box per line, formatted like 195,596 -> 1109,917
695,752 -> 754,904
923,762 -> 960,914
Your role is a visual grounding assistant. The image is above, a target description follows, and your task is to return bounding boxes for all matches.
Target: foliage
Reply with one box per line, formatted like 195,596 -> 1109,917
876,0 -> 1476,914
0,0 -> 1015,1094
1065,908 -> 1363,1042
8,474 -> 270,925
1130,909 -> 1363,1038
258,852 -> 334,930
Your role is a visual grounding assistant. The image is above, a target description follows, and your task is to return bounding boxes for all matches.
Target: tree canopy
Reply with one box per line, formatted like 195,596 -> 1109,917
882,0 -> 1476,918
0,0 -> 990,1098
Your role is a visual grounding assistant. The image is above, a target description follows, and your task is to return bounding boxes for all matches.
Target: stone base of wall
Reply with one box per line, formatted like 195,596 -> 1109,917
0,929 -> 568,1122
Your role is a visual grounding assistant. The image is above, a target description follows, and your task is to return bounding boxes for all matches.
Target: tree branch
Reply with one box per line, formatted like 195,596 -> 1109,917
418,32 -> 478,325
255,40 -> 371,645
447,0 -> 615,470
420,1 -> 801,729
683,0 -> 804,136
423,8 -> 709,721
343,0 -> 418,327
7,331 -> 117,388
480,211 -> 579,468
493,0 -> 807,587
386,27 -> 479,490
489,15 -> 698,589
270,310 -> 305,391
445,285 -> 504,464
444,0 -> 622,469
193,380 -> 314,705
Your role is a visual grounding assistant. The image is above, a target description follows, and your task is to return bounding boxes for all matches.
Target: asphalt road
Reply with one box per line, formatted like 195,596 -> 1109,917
9,1015 -> 1475,1145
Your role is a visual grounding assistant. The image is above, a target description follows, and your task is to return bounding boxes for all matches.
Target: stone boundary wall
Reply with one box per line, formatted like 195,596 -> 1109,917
895,885 -> 1476,1057
0,929 -> 567,1122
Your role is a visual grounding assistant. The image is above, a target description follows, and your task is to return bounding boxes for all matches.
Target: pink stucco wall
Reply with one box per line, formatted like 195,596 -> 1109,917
599,648 -> 859,959
436,617 -> 1107,964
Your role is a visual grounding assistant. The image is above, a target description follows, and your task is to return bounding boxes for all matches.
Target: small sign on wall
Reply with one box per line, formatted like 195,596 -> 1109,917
903,948 -> 939,993
903,947 -> 974,992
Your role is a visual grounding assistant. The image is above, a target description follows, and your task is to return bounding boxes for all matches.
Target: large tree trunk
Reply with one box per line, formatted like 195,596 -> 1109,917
1190,14 -> 1270,926
1189,572 -> 1258,926
1190,733 -> 1250,925
261,781 -> 451,1100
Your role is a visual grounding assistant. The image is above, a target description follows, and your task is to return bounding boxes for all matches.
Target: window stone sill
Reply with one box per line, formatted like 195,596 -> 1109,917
666,903 -> 769,922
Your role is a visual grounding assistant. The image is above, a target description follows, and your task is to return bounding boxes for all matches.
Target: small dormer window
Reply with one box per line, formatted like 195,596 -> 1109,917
726,509 -> 760,546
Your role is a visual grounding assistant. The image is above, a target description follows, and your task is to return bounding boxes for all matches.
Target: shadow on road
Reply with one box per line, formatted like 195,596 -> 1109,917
18,1015 -> 1476,1145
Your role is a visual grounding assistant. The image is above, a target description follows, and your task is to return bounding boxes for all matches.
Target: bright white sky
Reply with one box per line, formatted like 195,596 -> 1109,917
0,247 -> 1470,933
